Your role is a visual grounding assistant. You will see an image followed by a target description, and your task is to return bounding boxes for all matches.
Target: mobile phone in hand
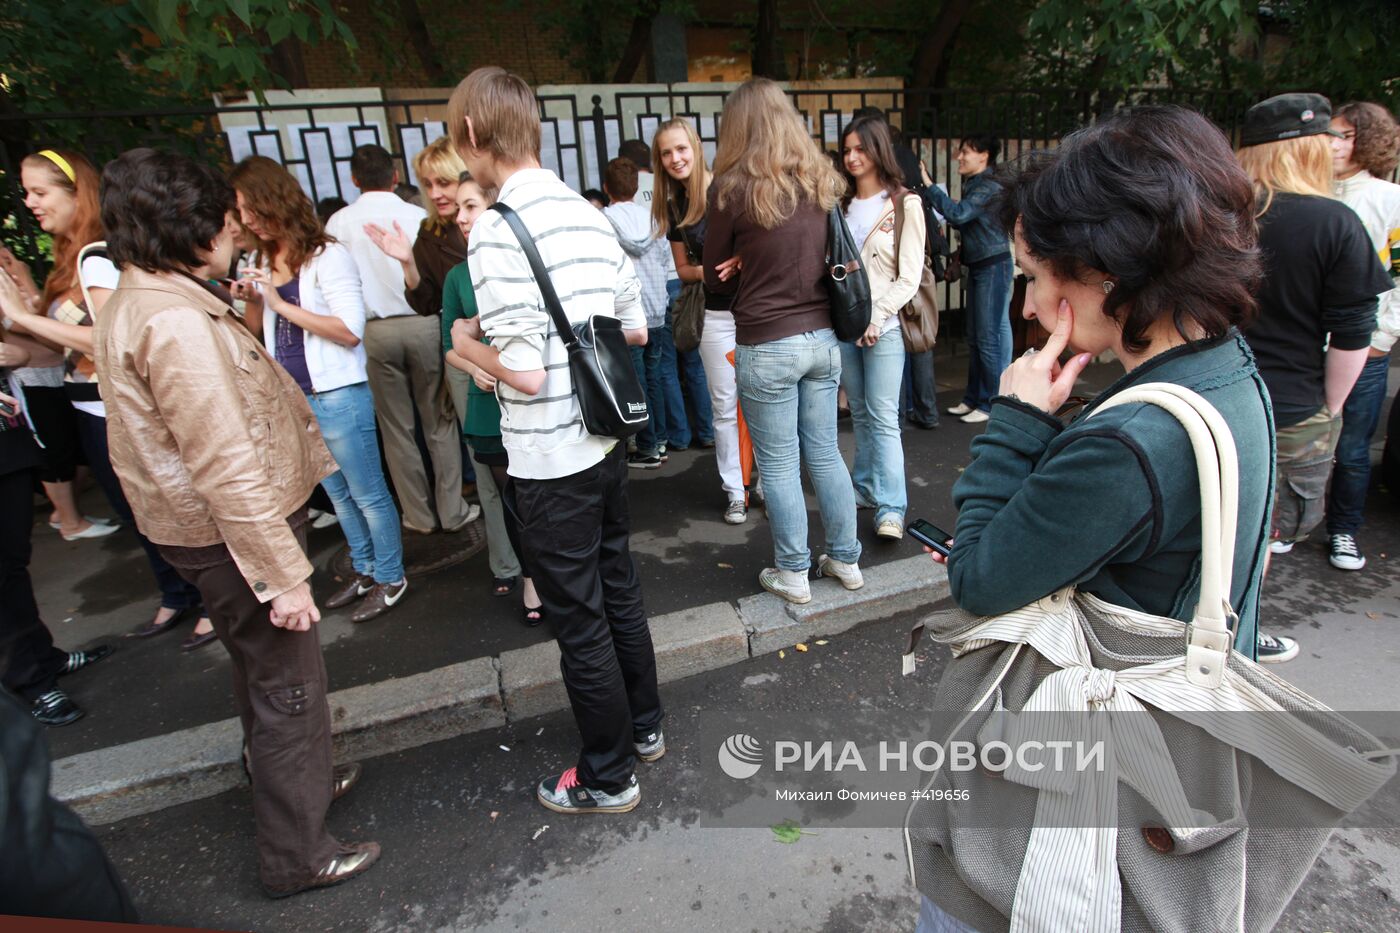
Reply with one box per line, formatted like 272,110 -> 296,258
0,400 -> 19,418
907,519 -> 953,556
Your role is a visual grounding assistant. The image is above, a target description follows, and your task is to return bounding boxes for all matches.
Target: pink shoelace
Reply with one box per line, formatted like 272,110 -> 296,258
556,767 -> 580,793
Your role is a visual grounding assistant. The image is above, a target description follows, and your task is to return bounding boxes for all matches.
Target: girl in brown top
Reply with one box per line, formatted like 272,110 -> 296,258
703,78 -> 862,605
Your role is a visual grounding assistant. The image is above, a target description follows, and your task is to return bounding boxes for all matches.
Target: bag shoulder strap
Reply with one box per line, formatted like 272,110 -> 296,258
488,203 -> 577,348
76,240 -> 109,312
1088,383 -> 1239,687
891,189 -> 905,282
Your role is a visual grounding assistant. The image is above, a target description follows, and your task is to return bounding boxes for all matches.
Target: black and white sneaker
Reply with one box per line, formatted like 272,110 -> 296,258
61,644 -> 113,675
1256,632 -> 1300,664
634,729 -> 666,762
1328,534 -> 1366,571
32,689 -> 84,726
536,767 -> 640,814
628,453 -> 663,470
724,498 -> 747,525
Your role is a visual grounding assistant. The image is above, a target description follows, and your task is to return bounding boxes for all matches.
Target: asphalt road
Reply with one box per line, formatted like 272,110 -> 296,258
91,488 -> 1400,931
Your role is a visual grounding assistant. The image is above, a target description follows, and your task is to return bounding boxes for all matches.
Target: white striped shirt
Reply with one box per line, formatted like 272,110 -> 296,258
469,168 -> 644,480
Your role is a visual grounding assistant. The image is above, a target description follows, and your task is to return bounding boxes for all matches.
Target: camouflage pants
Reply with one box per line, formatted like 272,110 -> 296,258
1273,406 -> 1343,544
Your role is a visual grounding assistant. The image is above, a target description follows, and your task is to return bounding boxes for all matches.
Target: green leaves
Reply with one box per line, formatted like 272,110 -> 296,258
771,819 -> 816,844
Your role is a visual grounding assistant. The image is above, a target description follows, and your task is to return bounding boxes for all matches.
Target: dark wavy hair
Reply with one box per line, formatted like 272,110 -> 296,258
1335,101 -> 1400,178
996,106 -> 1260,353
101,148 -> 235,274
228,155 -> 331,274
839,115 -> 905,210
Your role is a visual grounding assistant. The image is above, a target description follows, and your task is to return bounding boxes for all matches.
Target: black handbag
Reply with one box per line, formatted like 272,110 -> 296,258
489,204 -> 650,439
825,204 -> 872,342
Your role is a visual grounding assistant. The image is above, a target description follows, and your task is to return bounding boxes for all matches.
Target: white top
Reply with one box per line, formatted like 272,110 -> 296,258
635,169 -> 677,278
1336,170 -> 1400,353
259,242 -> 370,393
846,191 -> 901,335
469,168 -> 645,481
72,254 -> 120,417
324,191 -> 428,320
846,191 -> 889,251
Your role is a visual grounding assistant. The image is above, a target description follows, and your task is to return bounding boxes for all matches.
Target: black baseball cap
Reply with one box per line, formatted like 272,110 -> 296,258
1240,93 -> 1343,147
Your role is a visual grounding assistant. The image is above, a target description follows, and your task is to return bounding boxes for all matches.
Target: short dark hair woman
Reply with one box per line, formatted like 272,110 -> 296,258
914,107 -> 1273,924
92,148 -> 379,897
922,132 -> 1012,423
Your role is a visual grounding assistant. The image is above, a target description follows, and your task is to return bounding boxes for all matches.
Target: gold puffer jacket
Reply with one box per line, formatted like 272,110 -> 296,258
93,268 -> 335,602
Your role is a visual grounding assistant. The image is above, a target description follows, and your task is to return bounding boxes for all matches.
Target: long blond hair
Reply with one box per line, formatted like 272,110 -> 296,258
1236,134 -> 1333,216
711,78 -> 844,229
651,118 -> 709,235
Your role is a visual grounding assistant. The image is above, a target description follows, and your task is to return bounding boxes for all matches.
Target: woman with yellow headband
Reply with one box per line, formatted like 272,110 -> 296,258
0,148 -> 216,662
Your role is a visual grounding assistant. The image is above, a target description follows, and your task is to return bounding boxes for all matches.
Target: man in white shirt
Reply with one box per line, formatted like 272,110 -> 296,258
325,145 -> 473,534
448,66 -> 662,816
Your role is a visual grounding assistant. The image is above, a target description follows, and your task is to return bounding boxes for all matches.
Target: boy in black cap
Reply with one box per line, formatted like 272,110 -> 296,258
1236,93 -> 1393,662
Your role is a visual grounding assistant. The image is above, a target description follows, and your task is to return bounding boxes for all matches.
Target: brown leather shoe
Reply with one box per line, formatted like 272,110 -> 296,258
324,574 -> 374,610
350,579 -> 407,623
332,762 -> 362,801
262,841 -> 381,899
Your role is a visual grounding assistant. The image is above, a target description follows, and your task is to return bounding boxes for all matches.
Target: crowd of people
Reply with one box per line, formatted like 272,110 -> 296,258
0,66 -> 1397,918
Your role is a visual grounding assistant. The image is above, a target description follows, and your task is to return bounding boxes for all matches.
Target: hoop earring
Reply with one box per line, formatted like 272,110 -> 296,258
1102,280 -> 1115,295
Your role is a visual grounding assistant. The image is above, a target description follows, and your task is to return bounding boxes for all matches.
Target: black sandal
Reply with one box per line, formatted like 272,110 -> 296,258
492,575 -> 521,598
522,603 -> 545,627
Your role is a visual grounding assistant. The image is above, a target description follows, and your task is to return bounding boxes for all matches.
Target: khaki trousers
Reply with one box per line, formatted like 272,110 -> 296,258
363,315 -> 469,531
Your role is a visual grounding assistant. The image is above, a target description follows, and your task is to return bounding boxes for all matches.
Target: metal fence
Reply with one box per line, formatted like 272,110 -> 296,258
0,85 -> 1264,323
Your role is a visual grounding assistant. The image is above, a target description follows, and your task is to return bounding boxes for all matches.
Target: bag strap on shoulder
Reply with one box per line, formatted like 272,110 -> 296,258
488,203 -> 577,349
1089,383 -> 1239,688
76,240 -> 109,312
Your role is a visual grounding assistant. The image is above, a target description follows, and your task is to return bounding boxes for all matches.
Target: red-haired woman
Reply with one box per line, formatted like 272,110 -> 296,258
0,149 -> 211,652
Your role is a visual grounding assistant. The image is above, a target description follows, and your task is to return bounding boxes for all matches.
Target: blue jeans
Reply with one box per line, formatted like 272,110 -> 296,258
736,329 -> 860,572
1328,353 -> 1390,536
961,256 -> 1013,412
840,327 -> 908,522
664,278 -> 713,446
307,382 -> 405,584
645,322 -> 692,448
902,348 -> 940,426
629,346 -> 660,457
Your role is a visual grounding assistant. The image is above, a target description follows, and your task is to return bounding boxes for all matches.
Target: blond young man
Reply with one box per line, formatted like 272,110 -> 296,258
446,67 -> 663,814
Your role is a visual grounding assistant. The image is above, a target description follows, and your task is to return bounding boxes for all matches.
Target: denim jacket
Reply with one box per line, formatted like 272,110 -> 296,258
923,170 -> 1010,265
947,331 -> 1274,657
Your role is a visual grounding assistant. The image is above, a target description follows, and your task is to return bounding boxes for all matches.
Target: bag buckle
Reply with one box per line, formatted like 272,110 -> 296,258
1185,623 -> 1230,688
829,263 -> 849,283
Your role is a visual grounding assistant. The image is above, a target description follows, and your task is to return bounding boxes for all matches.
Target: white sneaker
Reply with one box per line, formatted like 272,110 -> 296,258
1256,632 -> 1299,663
1269,539 -> 1295,555
311,509 -> 340,530
724,498 -> 747,524
760,567 -> 811,604
816,554 -> 864,590
60,521 -> 122,542
876,516 -> 904,540
959,409 -> 991,424
946,402 -> 973,416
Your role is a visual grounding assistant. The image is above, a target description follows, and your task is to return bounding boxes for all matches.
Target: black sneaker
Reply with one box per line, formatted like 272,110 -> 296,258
1256,632 -> 1299,664
634,729 -> 666,762
32,689 -> 84,726
536,767 -> 640,814
628,453 -> 663,470
61,644 -> 113,675
1328,534 -> 1366,571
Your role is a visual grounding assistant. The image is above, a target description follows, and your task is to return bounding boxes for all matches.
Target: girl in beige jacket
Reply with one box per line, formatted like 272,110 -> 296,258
839,116 -> 926,540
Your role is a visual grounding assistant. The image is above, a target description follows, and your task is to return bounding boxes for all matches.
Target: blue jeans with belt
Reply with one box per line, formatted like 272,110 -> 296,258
1327,352 -> 1391,536
307,382 -> 405,585
961,256 -> 1014,413
737,329 -> 860,572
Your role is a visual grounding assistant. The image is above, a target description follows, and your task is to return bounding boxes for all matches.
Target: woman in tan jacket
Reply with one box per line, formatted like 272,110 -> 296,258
92,149 -> 379,898
839,115 -> 926,540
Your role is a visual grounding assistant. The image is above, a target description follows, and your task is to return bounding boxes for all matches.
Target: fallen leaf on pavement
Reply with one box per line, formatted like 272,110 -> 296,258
771,819 -> 815,844
718,562 -> 733,569
1367,612 -> 1380,620
489,811 -> 499,822
532,825 -> 549,841
815,639 -> 828,645
778,650 -> 786,659
795,643 -> 809,652
499,745 -> 511,752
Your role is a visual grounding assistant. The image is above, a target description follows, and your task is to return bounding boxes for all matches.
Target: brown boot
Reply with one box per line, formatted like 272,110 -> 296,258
324,574 -> 374,610
350,579 -> 408,623
262,841 -> 381,899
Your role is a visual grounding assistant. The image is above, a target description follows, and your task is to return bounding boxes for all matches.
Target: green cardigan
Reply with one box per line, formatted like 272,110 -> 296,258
441,262 -> 502,440
947,331 -> 1274,659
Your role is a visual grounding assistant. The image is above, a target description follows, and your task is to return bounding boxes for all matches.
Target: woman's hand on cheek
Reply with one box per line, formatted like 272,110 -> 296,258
998,299 -> 1092,413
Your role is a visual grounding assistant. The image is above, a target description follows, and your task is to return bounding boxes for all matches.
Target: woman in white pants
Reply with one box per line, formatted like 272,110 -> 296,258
651,118 -> 752,523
